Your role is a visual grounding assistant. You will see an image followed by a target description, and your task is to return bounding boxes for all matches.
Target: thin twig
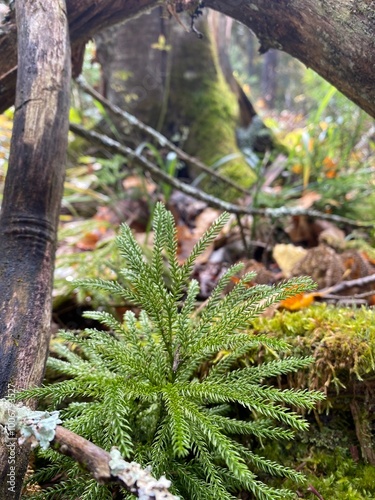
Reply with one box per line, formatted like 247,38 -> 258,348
318,272 -> 375,296
75,76 -> 250,196
69,123 -> 373,228
236,213 -> 248,253
0,400 -> 177,499
307,485 -> 325,500
323,290 -> 375,300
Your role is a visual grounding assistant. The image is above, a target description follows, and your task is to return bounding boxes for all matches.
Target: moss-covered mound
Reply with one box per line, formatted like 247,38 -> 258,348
251,304 -> 375,499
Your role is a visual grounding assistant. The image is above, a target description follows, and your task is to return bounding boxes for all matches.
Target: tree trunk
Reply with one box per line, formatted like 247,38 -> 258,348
261,49 -> 278,109
95,10 -> 256,198
95,7 -> 169,137
0,0 -> 374,117
0,0 -> 71,497
208,10 -> 257,127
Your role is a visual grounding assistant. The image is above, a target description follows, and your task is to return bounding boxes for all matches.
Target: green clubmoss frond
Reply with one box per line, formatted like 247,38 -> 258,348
19,203 -> 323,499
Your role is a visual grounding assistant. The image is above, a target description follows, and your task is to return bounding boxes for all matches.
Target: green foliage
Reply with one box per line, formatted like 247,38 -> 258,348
135,142 -> 181,202
20,203 -> 323,499
252,304 -> 375,390
254,425 -> 375,500
53,218 -> 119,309
281,74 -> 375,219
306,449 -> 375,500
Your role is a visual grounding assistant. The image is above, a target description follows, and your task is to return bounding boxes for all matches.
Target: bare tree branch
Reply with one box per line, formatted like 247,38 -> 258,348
319,272 -> 375,296
53,426 -> 178,499
69,123 -> 374,229
75,76 -> 250,196
0,400 -> 177,499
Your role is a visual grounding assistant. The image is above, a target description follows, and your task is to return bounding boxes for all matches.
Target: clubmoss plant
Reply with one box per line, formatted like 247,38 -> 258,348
20,203 -> 324,499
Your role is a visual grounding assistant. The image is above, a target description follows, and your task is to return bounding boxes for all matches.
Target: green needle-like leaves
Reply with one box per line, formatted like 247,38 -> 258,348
20,203 -> 324,499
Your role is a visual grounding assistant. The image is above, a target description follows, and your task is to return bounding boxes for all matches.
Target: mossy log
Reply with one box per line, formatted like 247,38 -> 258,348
252,304 -> 375,466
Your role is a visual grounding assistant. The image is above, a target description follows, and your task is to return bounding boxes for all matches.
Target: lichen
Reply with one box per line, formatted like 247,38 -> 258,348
109,448 -> 178,500
0,400 -> 61,450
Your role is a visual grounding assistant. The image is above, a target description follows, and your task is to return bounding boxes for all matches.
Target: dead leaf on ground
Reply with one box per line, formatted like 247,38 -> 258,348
273,244 -> 307,277
279,292 -> 316,311
293,190 -> 322,209
286,215 -> 345,248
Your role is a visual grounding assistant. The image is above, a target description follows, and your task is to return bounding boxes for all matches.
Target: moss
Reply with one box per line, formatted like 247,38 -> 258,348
254,420 -> 375,499
252,304 -> 375,391
303,450 -> 375,499
166,21 -> 255,200
249,303 -> 375,496
304,448 -> 375,499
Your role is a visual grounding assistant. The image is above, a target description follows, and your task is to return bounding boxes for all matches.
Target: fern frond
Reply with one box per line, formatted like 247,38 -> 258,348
151,202 -> 168,282
225,356 -> 316,384
173,461 -> 234,500
163,385 -> 193,457
188,428 -> 234,499
207,414 -> 295,441
74,277 -> 128,299
116,223 -> 147,272
239,445 -> 305,482
26,473 -> 89,500
80,479 -> 113,500
82,310 -> 126,339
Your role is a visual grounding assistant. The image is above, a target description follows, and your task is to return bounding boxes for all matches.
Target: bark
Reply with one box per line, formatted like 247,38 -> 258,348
350,398 -> 375,465
95,6 -> 169,133
95,10 -> 255,198
208,10 -> 257,127
0,0 -> 71,497
0,0 -> 374,117
204,0 -> 375,118
261,49 -> 279,109
0,0 -> 162,114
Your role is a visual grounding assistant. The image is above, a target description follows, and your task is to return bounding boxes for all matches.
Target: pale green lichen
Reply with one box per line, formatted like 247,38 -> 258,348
0,399 -> 61,450
109,448 -> 179,500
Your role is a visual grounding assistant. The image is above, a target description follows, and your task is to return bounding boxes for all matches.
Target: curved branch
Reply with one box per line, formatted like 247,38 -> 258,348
76,76 -> 250,196
69,123 -> 373,228
53,427 -> 178,499
0,400 -> 177,499
0,0 -> 374,116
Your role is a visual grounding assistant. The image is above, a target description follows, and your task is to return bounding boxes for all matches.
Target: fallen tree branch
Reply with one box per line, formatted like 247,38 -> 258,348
0,400 -> 177,499
69,123 -> 374,228
75,76 -> 250,196
54,428 -> 177,499
318,272 -> 375,296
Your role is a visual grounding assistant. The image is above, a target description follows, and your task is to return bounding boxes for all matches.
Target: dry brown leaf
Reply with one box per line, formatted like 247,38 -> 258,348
76,231 -> 101,250
294,190 -> 322,209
